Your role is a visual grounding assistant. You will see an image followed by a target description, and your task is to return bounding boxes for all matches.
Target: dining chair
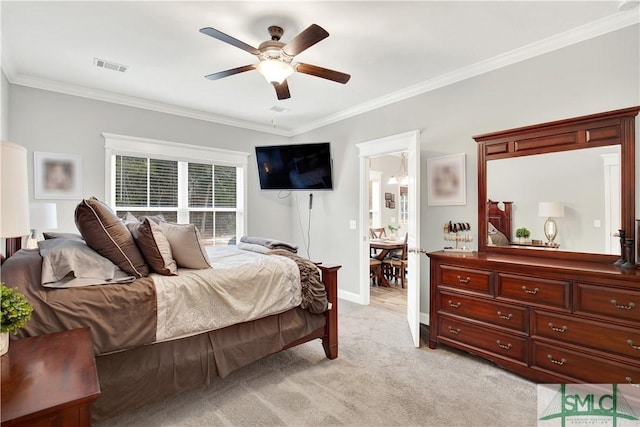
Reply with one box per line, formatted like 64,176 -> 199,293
369,227 -> 386,239
382,232 -> 408,288
370,258 -> 382,286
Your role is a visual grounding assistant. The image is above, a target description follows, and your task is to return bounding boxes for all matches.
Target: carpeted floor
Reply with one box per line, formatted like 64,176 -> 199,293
96,300 -> 538,426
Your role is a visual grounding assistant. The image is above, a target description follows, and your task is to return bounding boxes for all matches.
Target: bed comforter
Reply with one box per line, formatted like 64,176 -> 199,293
1,246 -> 328,356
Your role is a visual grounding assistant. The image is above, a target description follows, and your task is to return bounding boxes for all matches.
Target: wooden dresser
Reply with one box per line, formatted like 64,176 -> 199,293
428,251 -> 640,384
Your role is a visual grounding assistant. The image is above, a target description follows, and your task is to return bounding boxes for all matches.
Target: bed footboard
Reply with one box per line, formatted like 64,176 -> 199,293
318,264 -> 340,359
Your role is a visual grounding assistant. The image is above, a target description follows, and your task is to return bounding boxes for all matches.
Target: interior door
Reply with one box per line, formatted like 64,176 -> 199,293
406,135 -> 420,347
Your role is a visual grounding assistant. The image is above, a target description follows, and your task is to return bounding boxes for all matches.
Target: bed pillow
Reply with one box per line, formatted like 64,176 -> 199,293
488,222 -> 509,246
43,232 -> 84,241
75,197 -> 149,278
128,217 -> 177,276
39,238 -> 136,288
158,222 -> 211,269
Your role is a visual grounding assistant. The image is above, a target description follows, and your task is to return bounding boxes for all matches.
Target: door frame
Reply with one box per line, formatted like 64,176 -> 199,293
356,131 -> 420,345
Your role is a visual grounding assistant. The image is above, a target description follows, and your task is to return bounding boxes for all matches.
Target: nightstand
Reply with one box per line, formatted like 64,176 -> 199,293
1,328 -> 100,427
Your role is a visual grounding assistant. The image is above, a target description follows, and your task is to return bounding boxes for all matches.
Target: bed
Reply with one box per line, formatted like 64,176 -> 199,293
0,198 -> 339,421
487,199 -> 512,246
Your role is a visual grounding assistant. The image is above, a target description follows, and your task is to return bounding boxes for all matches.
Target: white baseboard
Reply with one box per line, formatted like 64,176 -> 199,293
338,289 -> 366,304
420,312 -> 429,326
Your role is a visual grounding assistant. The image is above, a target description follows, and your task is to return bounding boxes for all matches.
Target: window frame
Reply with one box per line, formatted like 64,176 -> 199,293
103,133 -> 249,242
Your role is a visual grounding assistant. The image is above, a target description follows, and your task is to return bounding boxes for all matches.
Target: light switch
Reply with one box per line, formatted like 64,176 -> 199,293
349,220 -> 357,230
593,219 -> 601,228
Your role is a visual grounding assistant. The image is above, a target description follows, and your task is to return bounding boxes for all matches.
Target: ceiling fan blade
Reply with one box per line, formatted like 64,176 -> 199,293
199,27 -> 260,56
205,64 -> 256,80
274,80 -> 291,100
282,24 -> 329,57
294,63 -> 351,84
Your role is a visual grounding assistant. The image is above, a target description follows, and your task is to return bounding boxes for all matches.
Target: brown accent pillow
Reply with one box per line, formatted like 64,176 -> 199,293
128,217 -> 177,276
74,197 -> 149,278
158,222 -> 211,269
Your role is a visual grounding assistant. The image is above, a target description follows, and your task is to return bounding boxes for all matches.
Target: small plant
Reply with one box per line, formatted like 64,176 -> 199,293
1,283 -> 33,335
515,227 -> 531,239
387,224 -> 400,233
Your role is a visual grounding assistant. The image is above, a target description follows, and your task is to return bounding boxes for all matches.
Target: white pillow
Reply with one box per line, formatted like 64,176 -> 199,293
39,239 -> 135,288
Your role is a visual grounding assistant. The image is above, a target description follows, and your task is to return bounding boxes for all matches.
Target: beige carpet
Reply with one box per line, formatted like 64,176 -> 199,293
96,300 -> 538,426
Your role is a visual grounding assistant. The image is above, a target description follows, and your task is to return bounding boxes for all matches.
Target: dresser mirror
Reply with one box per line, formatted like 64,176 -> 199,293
474,106 -> 639,263
486,145 -> 621,254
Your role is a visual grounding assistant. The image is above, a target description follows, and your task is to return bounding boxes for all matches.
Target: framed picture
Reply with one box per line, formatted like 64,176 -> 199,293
427,153 -> 466,206
384,192 -> 392,200
388,201 -> 395,209
34,152 -> 82,199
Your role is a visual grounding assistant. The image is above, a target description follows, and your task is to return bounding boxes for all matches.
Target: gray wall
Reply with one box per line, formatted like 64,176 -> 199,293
1,70 -> 9,140
6,24 -> 640,319
291,25 -> 640,313
8,87 -> 291,238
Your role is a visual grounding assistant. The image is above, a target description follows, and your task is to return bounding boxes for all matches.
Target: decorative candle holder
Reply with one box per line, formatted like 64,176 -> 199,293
621,238 -> 636,269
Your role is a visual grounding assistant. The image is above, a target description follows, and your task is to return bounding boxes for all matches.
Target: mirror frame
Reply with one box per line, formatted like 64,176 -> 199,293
474,106 -> 640,263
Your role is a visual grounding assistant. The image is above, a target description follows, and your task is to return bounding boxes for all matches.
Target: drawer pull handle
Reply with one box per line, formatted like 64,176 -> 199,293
448,326 -> 461,335
448,300 -> 461,308
496,340 -> 512,350
457,275 -> 471,284
522,286 -> 539,295
611,299 -> 636,310
547,354 -> 567,366
627,339 -> 640,350
497,311 -> 513,320
548,323 -> 568,333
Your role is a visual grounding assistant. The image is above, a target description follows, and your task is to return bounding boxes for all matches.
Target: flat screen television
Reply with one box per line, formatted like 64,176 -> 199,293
255,142 -> 333,190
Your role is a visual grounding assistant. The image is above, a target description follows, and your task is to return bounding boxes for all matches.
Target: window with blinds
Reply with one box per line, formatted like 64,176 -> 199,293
114,155 -> 239,246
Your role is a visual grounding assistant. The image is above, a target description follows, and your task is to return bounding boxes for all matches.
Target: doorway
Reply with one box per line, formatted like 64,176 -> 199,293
369,153 -> 408,316
357,130 -> 421,347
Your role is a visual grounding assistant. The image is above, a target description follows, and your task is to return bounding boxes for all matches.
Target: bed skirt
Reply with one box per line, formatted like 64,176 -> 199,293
93,307 -> 325,421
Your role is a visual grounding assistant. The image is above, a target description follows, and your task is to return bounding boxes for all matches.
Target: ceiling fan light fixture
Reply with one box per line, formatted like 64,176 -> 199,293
257,59 -> 294,85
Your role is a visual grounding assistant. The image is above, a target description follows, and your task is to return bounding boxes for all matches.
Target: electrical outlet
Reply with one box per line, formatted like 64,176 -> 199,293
593,219 -> 601,228
349,220 -> 357,230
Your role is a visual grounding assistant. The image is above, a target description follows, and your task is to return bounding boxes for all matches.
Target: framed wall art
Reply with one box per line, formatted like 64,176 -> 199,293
427,153 -> 466,206
34,152 -> 82,200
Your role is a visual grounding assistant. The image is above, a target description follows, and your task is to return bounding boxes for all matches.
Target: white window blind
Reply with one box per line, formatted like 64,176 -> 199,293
105,133 -> 249,246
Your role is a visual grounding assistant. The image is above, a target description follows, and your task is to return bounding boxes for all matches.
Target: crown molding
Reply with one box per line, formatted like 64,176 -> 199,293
3,10 -> 637,138
5,73 -> 294,137
291,10 -> 639,135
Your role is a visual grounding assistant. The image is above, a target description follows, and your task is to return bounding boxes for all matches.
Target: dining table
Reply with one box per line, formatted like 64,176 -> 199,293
370,239 -> 407,287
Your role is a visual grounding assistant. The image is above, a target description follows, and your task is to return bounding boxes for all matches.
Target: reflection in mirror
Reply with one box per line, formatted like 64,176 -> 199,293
487,145 -> 621,254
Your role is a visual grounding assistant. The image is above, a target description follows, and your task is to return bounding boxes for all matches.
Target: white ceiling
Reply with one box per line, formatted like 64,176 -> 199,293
2,1 -> 638,136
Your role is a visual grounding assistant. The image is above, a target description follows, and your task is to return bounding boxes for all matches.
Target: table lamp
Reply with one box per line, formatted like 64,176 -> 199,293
1,141 -> 30,258
538,202 -> 564,247
28,203 -> 58,248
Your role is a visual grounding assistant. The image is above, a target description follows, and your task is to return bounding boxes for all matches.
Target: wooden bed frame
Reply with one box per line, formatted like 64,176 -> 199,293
92,263 -> 341,421
487,199 -> 513,242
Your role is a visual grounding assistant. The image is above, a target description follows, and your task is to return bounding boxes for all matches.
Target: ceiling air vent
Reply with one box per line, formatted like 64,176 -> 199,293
269,106 -> 290,113
94,58 -> 128,73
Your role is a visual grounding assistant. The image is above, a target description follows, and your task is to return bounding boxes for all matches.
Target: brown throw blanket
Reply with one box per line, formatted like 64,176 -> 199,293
269,249 -> 328,314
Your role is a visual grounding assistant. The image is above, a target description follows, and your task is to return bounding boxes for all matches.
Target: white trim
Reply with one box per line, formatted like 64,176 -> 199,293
7,74 -> 292,137
338,289 -> 366,305
4,11 -> 637,136
103,133 -> 249,166
291,11 -> 639,135
420,311 -> 430,326
103,133 -> 249,238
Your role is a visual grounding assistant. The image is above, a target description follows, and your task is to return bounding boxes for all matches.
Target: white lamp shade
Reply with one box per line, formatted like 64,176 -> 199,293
30,203 -> 58,230
538,202 -> 565,218
256,59 -> 294,84
1,141 -> 30,238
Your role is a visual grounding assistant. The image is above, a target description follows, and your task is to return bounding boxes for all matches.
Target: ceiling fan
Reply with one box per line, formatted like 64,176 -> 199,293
199,24 -> 351,100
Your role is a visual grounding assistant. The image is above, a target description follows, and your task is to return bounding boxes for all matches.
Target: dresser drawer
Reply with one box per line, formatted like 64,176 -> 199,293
497,273 -> 570,311
532,310 -> 640,360
437,290 -> 528,333
575,283 -> 640,324
438,315 -> 528,363
532,341 -> 640,384
440,265 -> 492,295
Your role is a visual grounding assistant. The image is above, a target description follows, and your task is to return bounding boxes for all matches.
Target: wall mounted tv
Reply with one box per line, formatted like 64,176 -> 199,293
255,142 -> 334,191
